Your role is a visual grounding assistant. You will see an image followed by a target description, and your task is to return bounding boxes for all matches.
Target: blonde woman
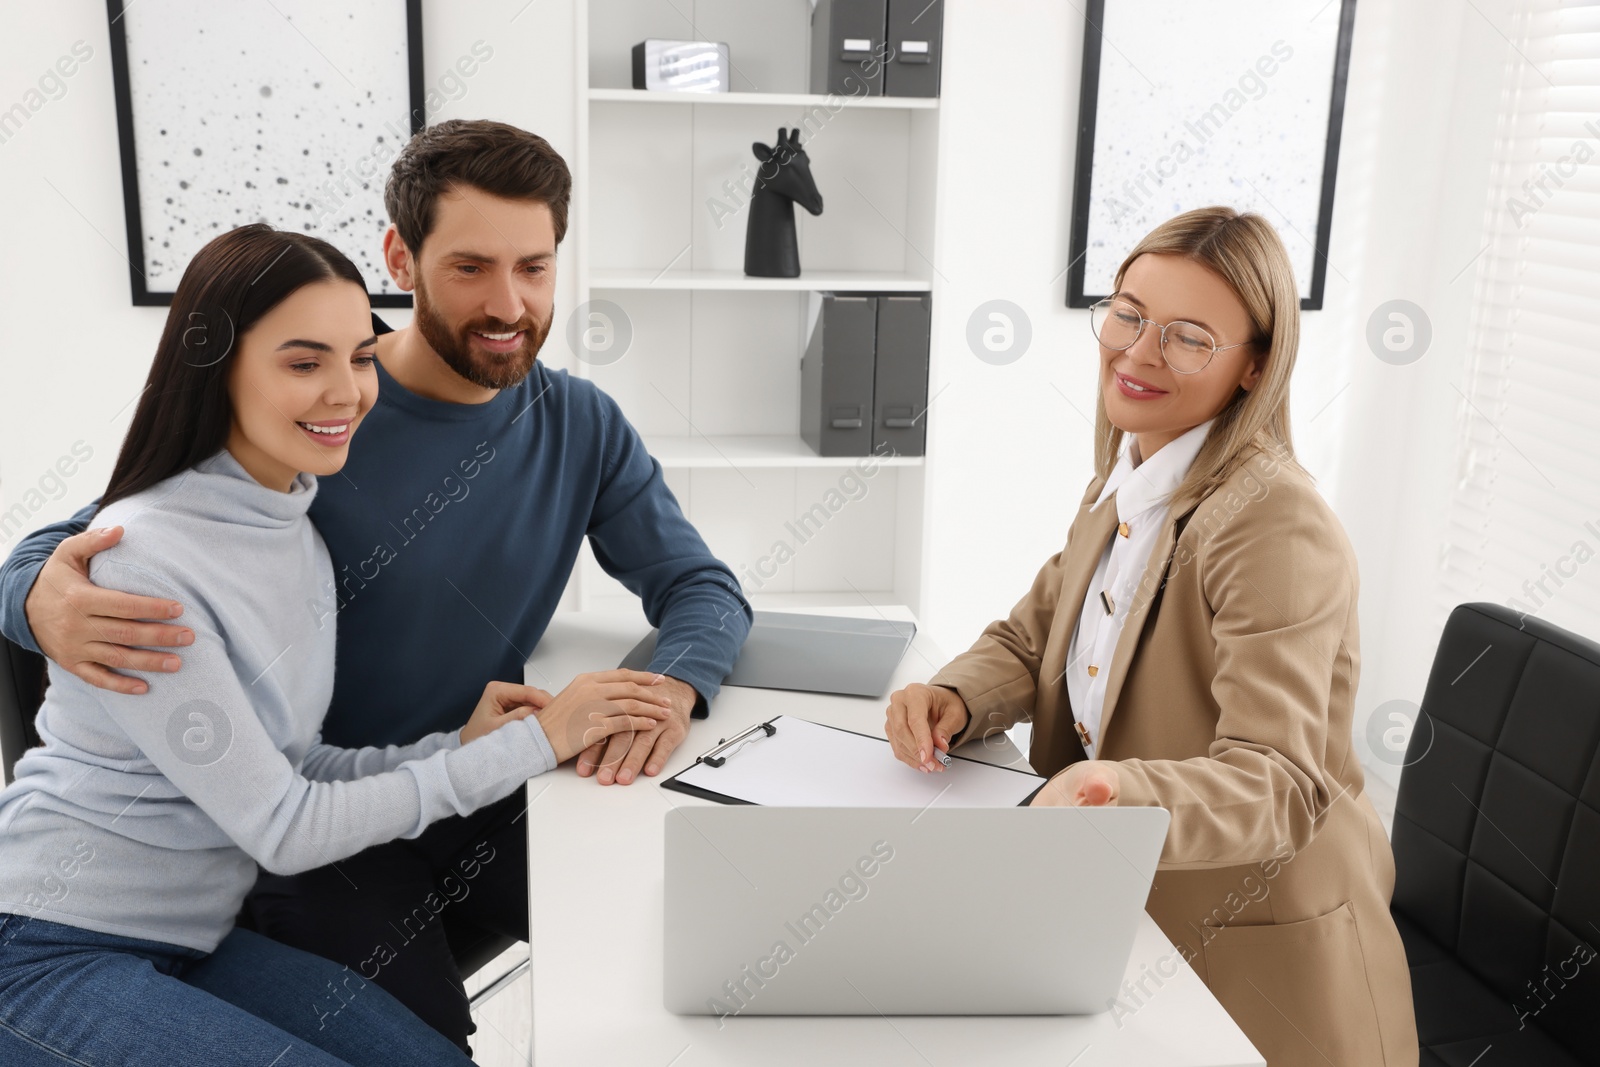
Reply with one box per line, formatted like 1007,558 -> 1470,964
886,207 -> 1418,1065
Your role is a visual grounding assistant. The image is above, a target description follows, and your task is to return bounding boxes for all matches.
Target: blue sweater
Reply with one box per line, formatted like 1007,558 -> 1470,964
1,317 -> 752,747
0,449 -> 562,951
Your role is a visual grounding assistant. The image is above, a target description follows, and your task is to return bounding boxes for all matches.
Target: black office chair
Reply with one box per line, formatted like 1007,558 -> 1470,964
0,635 -> 47,785
450,923 -> 529,1010
1391,602 -> 1600,1067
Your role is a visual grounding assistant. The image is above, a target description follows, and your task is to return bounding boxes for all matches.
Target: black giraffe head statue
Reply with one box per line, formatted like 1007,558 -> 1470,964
743,127 -> 824,278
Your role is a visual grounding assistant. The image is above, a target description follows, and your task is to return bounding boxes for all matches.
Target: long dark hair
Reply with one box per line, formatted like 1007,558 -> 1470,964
98,224 -> 366,512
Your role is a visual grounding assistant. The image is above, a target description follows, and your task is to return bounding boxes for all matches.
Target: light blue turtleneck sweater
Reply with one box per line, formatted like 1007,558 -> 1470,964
0,449 -> 557,952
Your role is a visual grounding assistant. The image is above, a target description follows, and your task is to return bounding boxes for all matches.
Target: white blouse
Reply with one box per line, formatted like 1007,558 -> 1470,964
1063,418 -> 1215,758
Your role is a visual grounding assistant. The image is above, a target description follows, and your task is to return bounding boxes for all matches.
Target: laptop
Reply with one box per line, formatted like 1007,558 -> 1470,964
663,805 -> 1170,1015
620,611 -> 916,699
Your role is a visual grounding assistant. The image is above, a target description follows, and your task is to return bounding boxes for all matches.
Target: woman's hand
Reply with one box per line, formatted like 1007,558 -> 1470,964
460,681 -> 554,745
1031,760 -> 1121,807
885,682 -> 971,773
533,669 -> 676,764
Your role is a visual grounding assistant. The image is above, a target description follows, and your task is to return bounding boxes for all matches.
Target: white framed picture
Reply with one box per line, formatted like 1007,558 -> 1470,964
1067,0 -> 1357,310
106,0 -> 424,305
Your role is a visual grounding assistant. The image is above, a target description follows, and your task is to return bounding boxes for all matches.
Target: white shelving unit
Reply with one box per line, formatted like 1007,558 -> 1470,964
571,0 -> 942,612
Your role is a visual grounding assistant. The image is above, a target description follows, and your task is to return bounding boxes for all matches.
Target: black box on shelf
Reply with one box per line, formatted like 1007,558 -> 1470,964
884,0 -> 942,98
801,291 -> 931,458
809,0 -> 942,98
802,293 -> 878,456
809,0 -> 888,96
872,293 -> 931,456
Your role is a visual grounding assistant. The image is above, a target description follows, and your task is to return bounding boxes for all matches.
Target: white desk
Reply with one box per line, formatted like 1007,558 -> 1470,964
523,606 -> 1265,1067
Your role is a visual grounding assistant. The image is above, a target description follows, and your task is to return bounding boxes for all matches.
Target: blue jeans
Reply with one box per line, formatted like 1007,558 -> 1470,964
0,913 -> 476,1066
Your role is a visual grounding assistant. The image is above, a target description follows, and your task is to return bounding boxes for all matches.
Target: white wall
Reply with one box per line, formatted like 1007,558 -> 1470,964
915,0 -> 1090,662
1,4 -> 159,543
1319,0 -> 1515,789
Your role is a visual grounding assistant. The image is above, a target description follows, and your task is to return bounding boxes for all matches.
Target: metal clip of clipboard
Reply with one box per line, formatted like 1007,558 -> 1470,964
697,720 -> 778,767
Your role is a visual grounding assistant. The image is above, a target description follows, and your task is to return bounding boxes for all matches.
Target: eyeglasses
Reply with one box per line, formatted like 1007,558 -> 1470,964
1089,297 -> 1252,375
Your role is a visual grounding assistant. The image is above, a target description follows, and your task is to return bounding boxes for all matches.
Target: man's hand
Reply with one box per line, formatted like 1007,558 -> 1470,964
25,526 -> 192,695
575,674 -> 698,785
529,670 -> 676,763
1030,760 -> 1120,807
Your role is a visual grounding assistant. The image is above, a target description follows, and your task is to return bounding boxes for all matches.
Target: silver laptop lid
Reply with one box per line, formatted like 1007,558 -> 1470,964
621,612 -> 916,698
664,805 -> 1170,1016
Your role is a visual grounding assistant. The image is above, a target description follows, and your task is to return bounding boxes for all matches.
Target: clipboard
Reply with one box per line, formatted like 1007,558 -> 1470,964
660,714 -> 1047,808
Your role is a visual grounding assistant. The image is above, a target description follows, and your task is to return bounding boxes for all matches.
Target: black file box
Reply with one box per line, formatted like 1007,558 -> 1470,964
883,0 -> 942,97
872,293 -> 930,456
801,291 -> 931,458
810,0 -> 942,98
809,0 -> 889,96
802,293 -> 878,457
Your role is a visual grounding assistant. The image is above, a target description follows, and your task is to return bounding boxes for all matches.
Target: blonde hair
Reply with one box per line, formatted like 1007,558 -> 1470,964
1094,206 -> 1307,515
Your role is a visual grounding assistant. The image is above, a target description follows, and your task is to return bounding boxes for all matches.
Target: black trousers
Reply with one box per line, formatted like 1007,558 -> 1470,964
240,789 -> 530,1056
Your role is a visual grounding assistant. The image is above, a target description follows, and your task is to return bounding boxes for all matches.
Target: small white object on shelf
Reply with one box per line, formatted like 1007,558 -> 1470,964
631,40 -> 730,93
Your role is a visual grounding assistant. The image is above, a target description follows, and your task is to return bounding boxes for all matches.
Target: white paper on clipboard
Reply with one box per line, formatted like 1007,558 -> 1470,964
665,715 -> 1045,807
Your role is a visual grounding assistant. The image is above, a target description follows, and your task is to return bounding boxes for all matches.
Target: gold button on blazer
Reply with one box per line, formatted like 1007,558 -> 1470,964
932,445 -> 1419,1067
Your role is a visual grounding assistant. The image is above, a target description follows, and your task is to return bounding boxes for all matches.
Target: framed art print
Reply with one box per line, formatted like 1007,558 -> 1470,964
1066,0 -> 1357,310
106,0 -> 424,306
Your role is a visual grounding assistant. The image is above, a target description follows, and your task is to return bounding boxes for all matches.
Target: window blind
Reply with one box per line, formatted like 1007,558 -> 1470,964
1443,0 -> 1600,642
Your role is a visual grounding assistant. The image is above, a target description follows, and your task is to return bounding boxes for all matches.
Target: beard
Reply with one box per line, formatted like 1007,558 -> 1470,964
413,276 -> 552,390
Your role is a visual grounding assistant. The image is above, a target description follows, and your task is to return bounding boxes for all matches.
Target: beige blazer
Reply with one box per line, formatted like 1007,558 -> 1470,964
931,445 -> 1418,1067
